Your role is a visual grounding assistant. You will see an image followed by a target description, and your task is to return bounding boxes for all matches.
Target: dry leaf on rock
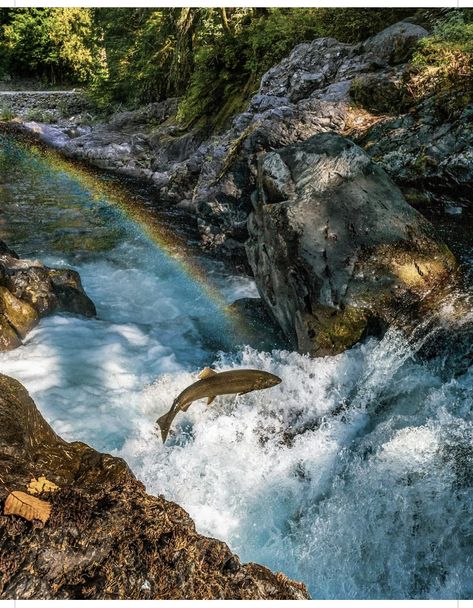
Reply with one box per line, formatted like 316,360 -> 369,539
4,491 -> 51,523
27,475 -> 59,495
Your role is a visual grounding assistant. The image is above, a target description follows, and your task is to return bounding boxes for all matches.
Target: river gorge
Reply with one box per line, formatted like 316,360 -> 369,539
1,132 -> 472,599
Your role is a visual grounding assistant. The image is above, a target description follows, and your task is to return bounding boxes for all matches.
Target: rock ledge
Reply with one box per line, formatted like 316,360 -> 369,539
0,240 -> 96,350
0,374 -> 309,600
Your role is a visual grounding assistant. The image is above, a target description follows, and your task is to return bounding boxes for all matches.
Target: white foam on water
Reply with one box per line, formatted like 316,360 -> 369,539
1,136 -> 472,599
115,334 -> 473,599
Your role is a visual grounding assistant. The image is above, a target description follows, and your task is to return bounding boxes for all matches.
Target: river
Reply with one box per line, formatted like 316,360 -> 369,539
0,134 -> 472,599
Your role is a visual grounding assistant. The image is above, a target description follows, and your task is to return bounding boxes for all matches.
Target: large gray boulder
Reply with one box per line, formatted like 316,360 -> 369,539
362,21 -> 428,65
246,132 -> 458,356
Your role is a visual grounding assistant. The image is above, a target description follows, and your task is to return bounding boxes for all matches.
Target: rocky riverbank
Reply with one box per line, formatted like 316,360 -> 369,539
11,22 -> 471,246
0,89 -> 90,123
4,19 -> 472,357
0,374 -> 309,599
0,240 -> 95,351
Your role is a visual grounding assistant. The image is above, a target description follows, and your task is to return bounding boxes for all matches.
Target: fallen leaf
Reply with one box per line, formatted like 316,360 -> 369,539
27,475 -> 59,495
4,491 -> 51,523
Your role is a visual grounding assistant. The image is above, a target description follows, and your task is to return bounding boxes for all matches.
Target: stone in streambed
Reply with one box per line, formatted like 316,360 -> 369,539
0,286 -> 38,339
246,132 -> 458,356
48,268 -> 97,317
0,240 -> 96,351
0,315 -> 22,350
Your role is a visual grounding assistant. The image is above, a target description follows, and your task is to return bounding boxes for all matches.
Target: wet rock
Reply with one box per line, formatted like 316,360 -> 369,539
0,313 -> 22,350
0,374 -> 310,600
227,297 -> 289,351
0,241 -> 96,350
0,286 -> 38,340
48,269 -> 97,317
0,241 -> 19,258
246,132 -> 458,356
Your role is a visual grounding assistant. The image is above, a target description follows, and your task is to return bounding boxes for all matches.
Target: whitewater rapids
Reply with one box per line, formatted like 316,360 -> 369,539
0,135 -> 472,599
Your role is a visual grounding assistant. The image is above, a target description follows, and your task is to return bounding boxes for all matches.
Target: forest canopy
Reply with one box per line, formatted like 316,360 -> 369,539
0,7 -> 471,126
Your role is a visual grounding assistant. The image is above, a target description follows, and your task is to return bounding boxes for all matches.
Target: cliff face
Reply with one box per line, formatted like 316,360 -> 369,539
0,374 -> 309,600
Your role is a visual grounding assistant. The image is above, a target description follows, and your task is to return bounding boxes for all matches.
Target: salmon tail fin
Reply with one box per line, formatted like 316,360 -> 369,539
156,395 -> 182,443
156,410 -> 174,443
198,367 -> 218,380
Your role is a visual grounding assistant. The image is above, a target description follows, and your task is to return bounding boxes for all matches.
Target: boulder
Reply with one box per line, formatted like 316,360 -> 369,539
0,374 -> 309,600
246,132 -> 458,356
362,22 -> 428,65
0,241 -> 96,350
0,287 -> 38,340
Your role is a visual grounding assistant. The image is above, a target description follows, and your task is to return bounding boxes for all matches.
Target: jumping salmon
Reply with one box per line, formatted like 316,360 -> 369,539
156,367 -> 282,442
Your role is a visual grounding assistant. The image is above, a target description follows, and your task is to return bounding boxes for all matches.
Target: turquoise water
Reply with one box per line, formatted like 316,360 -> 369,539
0,136 -> 257,447
1,135 -> 472,599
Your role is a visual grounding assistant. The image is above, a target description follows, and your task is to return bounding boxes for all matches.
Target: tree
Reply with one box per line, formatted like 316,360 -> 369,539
0,8 -> 96,84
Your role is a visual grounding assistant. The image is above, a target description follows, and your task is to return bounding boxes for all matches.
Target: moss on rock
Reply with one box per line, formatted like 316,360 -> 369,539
0,286 -> 39,339
297,305 -> 370,357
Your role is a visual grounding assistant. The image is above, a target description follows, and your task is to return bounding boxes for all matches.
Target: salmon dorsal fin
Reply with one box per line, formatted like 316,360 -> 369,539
199,367 -> 218,380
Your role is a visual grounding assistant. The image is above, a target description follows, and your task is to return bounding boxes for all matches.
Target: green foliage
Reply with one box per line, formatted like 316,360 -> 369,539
0,8 -> 97,85
89,8 -> 200,110
0,104 -> 14,120
178,9 -> 326,128
7,6 -> 471,129
0,6 -> 419,125
25,108 -> 56,123
315,8 -> 415,43
89,7 -> 418,127
407,10 -> 473,117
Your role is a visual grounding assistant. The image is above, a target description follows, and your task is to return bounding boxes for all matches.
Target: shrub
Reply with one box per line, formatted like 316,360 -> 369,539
406,10 -> 473,117
0,8 -> 98,85
177,9 -> 327,128
25,107 -> 56,122
315,7 -> 415,43
0,104 -> 14,120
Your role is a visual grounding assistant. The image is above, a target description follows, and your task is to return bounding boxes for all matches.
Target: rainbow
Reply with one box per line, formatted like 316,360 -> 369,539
3,135 -> 251,337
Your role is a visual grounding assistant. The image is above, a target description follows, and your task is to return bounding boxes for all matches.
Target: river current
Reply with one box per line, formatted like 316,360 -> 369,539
0,135 -> 472,599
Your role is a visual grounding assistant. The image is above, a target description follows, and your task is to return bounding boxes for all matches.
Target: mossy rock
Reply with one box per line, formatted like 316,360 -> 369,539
0,286 -> 39,339
296,305 -> 370,357
0,315 -> 22,351
350,73 -> 411,115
